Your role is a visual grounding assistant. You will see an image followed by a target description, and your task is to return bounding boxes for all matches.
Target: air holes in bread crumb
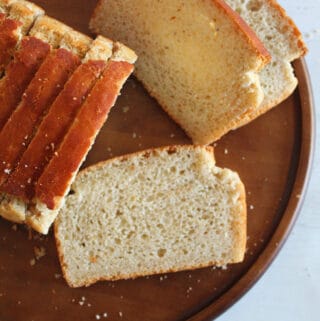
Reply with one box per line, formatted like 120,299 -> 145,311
246,0 -> 262,11
157,249 -> 166,257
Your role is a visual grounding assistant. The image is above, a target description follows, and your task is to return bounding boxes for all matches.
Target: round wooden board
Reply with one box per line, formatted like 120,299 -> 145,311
0,1 -> 314,320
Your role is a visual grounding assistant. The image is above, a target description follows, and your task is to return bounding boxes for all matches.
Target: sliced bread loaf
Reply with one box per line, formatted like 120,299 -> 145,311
90,0 -> 270,144
225,0 -> 307,127
0,2 -> 137,233
0,37 -> 113,224
55,145 -> 246,287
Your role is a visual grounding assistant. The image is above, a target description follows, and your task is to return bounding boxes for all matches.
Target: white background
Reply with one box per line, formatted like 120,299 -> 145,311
218,1 -> 320,320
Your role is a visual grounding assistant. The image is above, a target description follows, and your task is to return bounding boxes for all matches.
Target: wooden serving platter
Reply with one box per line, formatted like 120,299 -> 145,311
0,1 -> 314,320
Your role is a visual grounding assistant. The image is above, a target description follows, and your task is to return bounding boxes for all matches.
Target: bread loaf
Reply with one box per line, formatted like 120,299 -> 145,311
90,0 -> 270,144
0,1 -> 137,233
55,146 -> 246,287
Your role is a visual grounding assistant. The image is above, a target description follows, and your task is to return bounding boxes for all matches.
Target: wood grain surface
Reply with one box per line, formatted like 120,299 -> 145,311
0,1 -> 314,321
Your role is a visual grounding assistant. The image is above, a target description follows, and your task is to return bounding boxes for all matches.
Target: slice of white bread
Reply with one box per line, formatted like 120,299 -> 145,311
90,0 -> 270,145
225,0 -> 307,127
55,145 -> 246,287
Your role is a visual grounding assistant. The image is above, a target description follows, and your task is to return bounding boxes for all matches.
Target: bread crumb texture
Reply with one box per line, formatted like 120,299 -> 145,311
55,146 -> 246,287
90,0 -> 269,144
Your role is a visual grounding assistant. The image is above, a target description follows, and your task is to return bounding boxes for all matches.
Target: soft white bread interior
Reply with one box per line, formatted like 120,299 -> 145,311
90,0 -> 270,144
29,15 -> 92,57
55,146 -> 246,287
225,0 -> 307,127
8,1 -> 44,35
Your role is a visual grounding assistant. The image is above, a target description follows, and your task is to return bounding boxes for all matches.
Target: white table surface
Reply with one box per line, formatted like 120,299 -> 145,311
217,1 -> 320,320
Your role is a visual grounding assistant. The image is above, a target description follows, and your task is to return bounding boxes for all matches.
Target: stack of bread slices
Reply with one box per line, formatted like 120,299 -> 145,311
0,0 -> 307,288
0,0 -> 137,234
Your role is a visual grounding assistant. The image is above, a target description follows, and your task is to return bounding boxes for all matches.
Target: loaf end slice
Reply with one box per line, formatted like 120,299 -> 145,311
90,0 -> 270,144
55,146 -> 246,287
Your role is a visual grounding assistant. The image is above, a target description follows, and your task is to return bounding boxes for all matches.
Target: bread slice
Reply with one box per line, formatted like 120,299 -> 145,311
225,0 -> 307,127
90,0 -> 270,144
54,145 -> 246,287
0,1 -> 44,74
0,37 -> 113,224
27,43 -> 136,234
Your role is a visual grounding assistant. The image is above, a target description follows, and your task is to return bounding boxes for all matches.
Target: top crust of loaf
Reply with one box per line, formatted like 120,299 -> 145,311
29,15 -> 92,57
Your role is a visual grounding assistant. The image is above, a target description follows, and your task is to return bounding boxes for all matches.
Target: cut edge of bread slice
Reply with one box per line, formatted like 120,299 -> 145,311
8,1 -> 44,35
54,145 -> 246,287
0,36 -> 116,226
26,43 -> 136,234
90,0 -> 270,145
29,15 -> 92,58
0,0 -> 14,13
226,0 -> 307,129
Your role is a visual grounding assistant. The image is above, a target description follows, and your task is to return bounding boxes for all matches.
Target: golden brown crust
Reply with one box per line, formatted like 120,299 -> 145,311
0,36 -> 50,129
35,60 -> 134,210
213,0 -> 271,66
0,48 -> 80,187
1,60 -> 107,200
0,17 -> 21,71
268,0 -> 307,56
